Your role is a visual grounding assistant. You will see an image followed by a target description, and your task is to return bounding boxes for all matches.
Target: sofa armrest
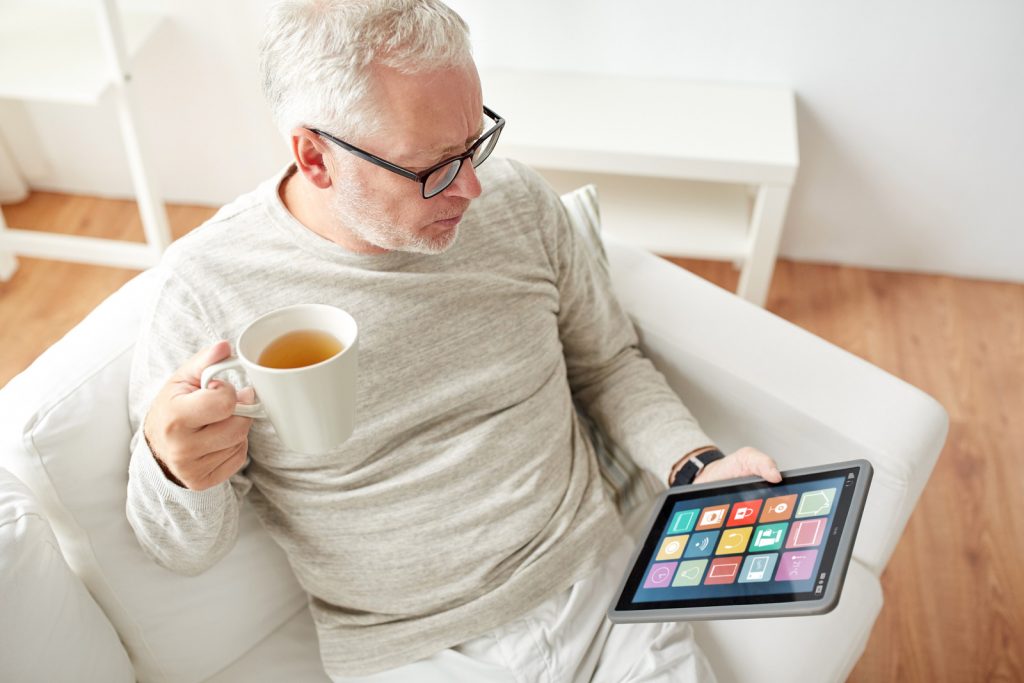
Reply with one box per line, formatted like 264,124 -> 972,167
690,558 -> 883,683
605,237 -> 948,575
0,269 -> 308,683
0,466 -> 134,682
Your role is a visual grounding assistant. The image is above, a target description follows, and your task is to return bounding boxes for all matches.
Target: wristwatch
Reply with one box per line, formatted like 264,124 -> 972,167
671,448 -> 726,487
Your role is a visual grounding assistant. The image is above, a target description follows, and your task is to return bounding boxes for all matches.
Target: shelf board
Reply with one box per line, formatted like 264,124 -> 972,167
484,68 -> 799,186
537,168 -> 752,261
0,5 -> 164,104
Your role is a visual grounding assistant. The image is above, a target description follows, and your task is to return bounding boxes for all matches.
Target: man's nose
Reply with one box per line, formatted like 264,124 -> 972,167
443,161 -> 482,200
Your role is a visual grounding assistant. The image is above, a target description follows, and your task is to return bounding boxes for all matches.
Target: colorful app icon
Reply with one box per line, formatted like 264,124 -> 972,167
705,556 -> 743,585
776,549 -> 819,581
715,526 -> 753,555
656,535 -> 689,561
796,488 -> 837,518
760,494 -> 798,523
643,562 -> 678,589
738,553 -> 779,583
727,499 -> 764,527
786,518 -> 827,548
668,508 -> 700,535
672,559 -> 708,587
695,504 -> 729,530
749,522 -> 789,552
683,530 -> 720,558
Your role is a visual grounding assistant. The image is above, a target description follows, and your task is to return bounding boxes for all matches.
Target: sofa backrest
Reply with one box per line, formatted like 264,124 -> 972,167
0,270 -> 307,683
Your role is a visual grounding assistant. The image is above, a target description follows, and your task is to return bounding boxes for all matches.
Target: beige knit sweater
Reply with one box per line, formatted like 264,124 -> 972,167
125,158 -> 712,676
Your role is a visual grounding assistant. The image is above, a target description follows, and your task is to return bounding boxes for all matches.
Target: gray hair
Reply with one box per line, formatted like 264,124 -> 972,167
258,0 -> 473,141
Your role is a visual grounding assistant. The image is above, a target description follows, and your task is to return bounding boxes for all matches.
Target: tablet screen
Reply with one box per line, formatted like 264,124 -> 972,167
616,464 -> 867,612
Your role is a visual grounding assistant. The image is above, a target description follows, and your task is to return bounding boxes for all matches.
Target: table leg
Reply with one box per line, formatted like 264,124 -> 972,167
0,207 -> 19,281
738,184 -> 792,307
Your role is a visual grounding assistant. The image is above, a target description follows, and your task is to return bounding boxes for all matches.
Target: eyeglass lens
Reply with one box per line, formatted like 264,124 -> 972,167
422,119 -> 502,198
424,162 -> 462,197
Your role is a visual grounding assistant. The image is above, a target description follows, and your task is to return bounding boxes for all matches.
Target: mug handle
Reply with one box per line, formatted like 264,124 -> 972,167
200,357 -> 267,419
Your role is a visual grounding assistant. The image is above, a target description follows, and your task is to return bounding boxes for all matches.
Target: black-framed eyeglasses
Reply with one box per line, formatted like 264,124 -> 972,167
308,105 -> 505,199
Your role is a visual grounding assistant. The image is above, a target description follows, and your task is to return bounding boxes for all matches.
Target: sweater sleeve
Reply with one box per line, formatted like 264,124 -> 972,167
125,265 -> 252,576
524,170 -> 715,482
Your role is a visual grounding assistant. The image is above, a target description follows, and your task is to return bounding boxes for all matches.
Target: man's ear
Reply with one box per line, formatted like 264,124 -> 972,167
291,128 -> 333,189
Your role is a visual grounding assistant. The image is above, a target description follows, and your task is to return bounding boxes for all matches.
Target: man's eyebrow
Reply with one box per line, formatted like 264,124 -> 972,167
424,123 -> 487,158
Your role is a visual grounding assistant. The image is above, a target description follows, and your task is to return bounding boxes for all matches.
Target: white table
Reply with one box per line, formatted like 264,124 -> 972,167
483,68 -> 799,306
0,1 -> 171,281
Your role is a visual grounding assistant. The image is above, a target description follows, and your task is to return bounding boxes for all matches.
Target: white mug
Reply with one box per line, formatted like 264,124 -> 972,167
200,304 -> 359,454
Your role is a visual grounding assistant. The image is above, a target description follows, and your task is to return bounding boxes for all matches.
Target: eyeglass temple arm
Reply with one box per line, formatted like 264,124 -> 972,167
308,129 -> 421,182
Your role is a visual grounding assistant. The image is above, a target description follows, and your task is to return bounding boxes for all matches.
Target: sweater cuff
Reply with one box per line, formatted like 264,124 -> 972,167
129,433 -> 230,513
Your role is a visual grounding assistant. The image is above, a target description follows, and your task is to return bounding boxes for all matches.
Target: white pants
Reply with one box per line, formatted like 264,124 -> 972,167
331,535 -> 716,683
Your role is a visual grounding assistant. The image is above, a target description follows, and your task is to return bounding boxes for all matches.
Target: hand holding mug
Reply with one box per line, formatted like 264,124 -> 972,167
142,341 -> 256,491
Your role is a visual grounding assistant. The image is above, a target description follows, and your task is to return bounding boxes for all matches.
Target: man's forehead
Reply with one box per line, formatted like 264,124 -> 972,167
423,119 -> 486,158
363,63 -> 484,162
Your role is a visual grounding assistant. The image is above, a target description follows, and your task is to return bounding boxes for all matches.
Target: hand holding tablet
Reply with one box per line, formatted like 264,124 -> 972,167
608,460 -> 872,622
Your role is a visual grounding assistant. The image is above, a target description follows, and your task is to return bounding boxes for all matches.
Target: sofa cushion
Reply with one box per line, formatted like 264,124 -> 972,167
206,605 -> 331,683
560,183 -> 608,274
0,466 -> 135,682
0,271 -> 307,683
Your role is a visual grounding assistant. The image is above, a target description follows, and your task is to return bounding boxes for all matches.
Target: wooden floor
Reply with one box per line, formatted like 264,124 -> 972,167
1,192 -> 1022,682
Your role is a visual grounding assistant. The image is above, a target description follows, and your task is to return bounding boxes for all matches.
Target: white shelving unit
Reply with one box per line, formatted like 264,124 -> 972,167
483,69 -> 799,306
0,0 -> 171,281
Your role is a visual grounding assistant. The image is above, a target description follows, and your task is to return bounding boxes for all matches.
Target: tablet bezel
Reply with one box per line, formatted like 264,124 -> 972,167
607,459 -> 873,623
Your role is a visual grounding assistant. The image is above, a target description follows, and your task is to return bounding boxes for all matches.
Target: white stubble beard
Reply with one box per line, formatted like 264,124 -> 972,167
328,180 -> 460,255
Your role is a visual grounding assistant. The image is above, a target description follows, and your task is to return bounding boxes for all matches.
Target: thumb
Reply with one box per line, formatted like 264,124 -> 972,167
175,340 -> 233,387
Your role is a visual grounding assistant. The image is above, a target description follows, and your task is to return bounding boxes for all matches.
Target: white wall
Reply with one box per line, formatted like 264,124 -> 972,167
2,0 -> 1022,282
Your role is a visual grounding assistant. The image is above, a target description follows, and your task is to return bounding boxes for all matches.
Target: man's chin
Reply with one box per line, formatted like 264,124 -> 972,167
414,225 -> 460,254
391,224 -> 459,255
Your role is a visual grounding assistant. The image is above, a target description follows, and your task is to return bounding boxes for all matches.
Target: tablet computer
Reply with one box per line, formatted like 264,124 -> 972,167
608,459 -> 872,623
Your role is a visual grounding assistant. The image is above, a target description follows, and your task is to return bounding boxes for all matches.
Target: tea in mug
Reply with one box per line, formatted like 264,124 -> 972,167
258,329 -> 344,369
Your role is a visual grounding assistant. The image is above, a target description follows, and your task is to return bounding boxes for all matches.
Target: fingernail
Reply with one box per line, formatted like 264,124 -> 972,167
238,386 -> 256,403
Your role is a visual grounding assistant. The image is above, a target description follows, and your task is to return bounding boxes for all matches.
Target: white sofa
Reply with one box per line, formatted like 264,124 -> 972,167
0,232 -> 947,682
